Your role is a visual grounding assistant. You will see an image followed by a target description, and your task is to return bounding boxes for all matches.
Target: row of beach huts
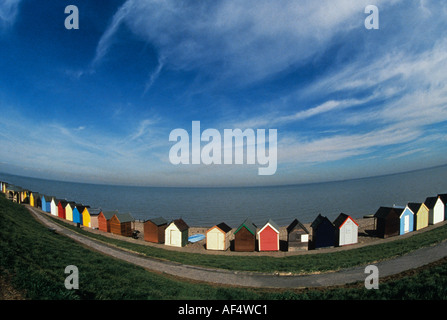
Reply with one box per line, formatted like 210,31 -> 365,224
1,180 -> 446,252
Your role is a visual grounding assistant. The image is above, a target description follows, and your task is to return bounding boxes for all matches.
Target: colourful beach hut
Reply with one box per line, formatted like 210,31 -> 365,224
72,204 -> 86,225
233,219 -> 257,252
165,218 -> 189,247
206,222 -> 232,251
425,196 -> 444,225
311,214 -> 336,249
333,213 -> 358,246
83,208 -> 101,229
30,192 -> 41,208
81,207 -> 99,228
110,212 -> 134,237
41,195 -> 53,213
374,206 -> 402,238
286,219 -> 309,251
65,202 -> 75,222
398,205 -> 414,235
408,202 -> 429,230
257,219 -> 280,252
438,194 -> 447,220
57,200 -> 68,219
7,185 -> 22,203
98,211 -> 116,233
144,217 -> 168,243
50,198 -> 60,216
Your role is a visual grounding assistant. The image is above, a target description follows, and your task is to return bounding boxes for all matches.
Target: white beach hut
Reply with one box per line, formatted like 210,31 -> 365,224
425,196 -> 444,225
165,219 -> 189,247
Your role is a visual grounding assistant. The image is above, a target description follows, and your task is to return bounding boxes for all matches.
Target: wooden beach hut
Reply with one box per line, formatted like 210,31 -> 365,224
233,219 -> 257,252
257,219 -> 280,252
30,192 -> 41,208
206,222 -> 232,251
41,195 -> 53,213
398,205 -> 414,235
1,181 -> 7,194
438,194 -> 447,220
7,185 -> 22,203
408,202 -> 429,231
424,196 -> 444,225
20,189 -> 30,204
333,213 -> 358,247
86,208 -> 102,229
165,219 -> 189,247
110,212 -> 134,237
374,206 -> 402,238
98,211 -> 116,233
286,219 -> 309,251
57,200 -> 68,219
144,217 -> 168,243
50,198 -> 60,216
311,214 -> 336,249
65,202 -> 76,222
82,207 -> 101,228
72,204 -> 87,225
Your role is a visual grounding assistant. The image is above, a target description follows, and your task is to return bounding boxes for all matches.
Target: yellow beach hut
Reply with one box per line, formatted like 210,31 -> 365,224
29,192 -> 36,207
82,207 -> 101,228
408,202 -> 429,230
65,202 -> 76,222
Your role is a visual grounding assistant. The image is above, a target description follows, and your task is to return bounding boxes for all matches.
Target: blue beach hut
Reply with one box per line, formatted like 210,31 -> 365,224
41,195 -> 53,213
72,204 -> 86,225
398,205 -> 414,235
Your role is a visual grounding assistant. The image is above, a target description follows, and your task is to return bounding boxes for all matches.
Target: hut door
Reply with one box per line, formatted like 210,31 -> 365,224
404,215 -> 410,233
217,232 -> 224,250
170,230 -> 178,246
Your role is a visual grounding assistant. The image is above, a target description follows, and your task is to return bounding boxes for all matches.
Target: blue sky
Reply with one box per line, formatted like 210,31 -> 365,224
1,0 -> 447,187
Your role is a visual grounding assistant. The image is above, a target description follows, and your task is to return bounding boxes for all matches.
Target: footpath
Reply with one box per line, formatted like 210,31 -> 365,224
26,205 -> 447,289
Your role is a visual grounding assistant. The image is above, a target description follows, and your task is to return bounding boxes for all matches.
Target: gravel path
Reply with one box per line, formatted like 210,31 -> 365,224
27,205 -> 447,289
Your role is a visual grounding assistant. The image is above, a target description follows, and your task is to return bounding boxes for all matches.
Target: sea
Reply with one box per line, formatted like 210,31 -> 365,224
1,165 -> 447,227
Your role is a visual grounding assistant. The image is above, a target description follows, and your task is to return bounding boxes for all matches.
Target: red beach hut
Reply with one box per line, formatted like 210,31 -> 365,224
57,200 -> 68,219
257,219 -> 280,251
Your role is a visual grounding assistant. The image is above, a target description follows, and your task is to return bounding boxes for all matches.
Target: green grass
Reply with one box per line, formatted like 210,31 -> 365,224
1,195 -> 447,300
48,209 -> 447,274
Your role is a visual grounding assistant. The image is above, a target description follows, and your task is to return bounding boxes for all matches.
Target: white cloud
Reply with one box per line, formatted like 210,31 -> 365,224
0,0 -> 21,27
278,125 -> 422,164
91,0 -> 401,85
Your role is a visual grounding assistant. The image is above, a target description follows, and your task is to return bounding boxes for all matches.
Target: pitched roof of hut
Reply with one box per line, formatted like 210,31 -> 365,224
259,219 -> 280,233
101,211 -> 117,220
286,218 -> 309,234
407,203 -> 423,214
147,217 -> 168,226
114,212 -> 135,223
234,218 -> 257,235
88,208 -> 102,216
311,214 -> 333,229
214,222 -> 232,233
424,197 -> 438,209
170,218 -> 189,231
438,194 -> 447,203
374,206 -> 401,218
333,213 -> 358,229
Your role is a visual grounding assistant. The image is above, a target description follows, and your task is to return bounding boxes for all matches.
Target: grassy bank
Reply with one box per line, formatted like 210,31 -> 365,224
48,208 -> 447,274
1,195 -> 447,299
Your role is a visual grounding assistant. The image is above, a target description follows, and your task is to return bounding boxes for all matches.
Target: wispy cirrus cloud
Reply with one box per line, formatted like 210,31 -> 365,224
91,0 -> 401,86
0,0 -> 21,27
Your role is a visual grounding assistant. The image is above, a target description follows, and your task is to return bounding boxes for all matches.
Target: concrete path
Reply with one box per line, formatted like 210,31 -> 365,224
27,206 -> 447,289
